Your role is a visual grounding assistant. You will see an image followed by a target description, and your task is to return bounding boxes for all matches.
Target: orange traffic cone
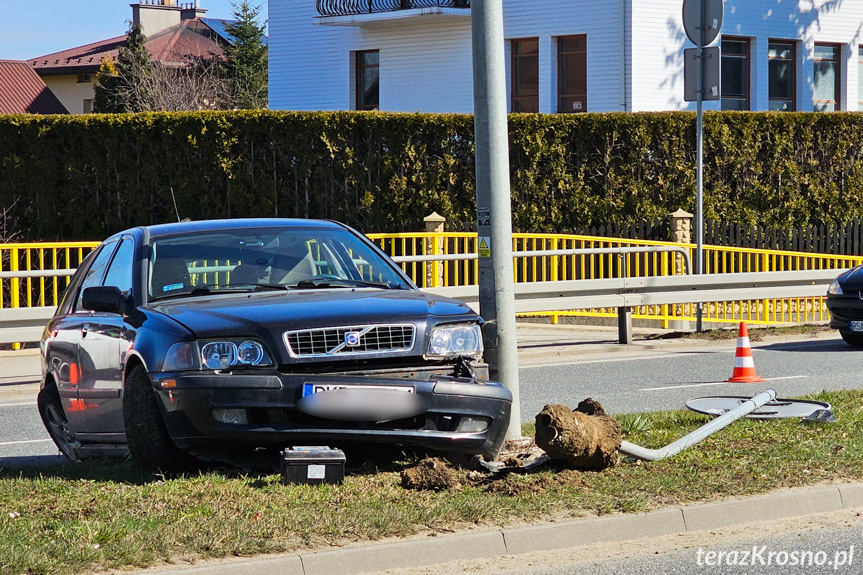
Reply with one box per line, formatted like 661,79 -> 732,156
726,322 -> 764,383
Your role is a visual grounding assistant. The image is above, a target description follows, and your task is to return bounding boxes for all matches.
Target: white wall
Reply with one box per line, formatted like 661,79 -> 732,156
269,0 -> 863,113
269,1 -> 626,113
723,0 -> 863,112
269,2 -> 349,111
358,18 -> 474,113
503,0 -> 626,113
629,0 -> 690,111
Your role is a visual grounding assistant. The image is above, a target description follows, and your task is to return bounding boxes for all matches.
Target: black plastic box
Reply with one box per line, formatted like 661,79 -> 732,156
281,446 -> 346,485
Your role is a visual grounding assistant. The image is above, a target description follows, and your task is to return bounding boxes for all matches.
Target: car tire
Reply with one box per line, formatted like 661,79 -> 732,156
841,332 -> 863,347
123,365 -> 197,474
38,383 -> 82,463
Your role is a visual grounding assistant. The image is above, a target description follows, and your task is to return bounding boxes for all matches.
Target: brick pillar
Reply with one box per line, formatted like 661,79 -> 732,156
669,209 -> 694,275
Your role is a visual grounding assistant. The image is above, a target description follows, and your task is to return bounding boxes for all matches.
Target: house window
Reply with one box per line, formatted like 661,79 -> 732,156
77,72 -> 92,83
721,37 -> 749,110
83,99 -> 94,113
511,38 -> 539,113
813,43 -> 840,111
557,35 -> 587,113
356,50 -> 379,111
768,40 -> 796,111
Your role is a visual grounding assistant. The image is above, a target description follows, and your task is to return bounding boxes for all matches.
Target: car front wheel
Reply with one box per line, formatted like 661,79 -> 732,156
38,383 -> 81,463
123,365 -> 197,474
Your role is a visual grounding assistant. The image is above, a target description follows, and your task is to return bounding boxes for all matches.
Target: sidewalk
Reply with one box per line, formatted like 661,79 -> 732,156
137,482 -> 863,575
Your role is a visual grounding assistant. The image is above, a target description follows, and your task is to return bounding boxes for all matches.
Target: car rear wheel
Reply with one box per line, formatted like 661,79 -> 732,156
38,383 -> 81,463
123,365 -> 197,475
841,332 -> 863,347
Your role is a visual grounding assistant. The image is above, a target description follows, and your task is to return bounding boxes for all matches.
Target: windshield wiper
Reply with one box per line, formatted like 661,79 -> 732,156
293,278 -> 402,290
149,283 -> 291,302
231,282 -> 292,292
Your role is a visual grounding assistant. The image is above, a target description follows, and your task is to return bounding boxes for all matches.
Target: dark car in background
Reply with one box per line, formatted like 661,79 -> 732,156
826,267 -> 863,346
38,219 -> 512,472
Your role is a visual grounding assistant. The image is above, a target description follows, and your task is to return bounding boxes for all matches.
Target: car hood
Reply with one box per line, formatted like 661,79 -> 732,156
839,265 -> 863,290
146,289 -> 476,360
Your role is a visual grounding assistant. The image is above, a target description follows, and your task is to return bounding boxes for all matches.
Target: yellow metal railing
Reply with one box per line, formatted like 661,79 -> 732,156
4,234 -> 862,328
1,242 -> 99,309
368,232 -> 863,326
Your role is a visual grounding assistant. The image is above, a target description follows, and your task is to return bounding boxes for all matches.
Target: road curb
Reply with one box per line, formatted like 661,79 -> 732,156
144,482 -> 863,575
0,383 -> 39,400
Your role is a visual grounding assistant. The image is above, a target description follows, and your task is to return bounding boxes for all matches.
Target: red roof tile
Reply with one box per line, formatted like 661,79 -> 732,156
28,19 -> 226,75
28,36 -> 127,75
0,60 -> 68,114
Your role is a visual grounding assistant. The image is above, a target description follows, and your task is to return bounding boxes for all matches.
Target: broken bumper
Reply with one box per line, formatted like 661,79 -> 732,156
151,369 -> 512,460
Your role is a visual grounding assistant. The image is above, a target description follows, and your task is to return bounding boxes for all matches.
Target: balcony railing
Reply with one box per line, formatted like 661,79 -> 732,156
316,0 -> 470,18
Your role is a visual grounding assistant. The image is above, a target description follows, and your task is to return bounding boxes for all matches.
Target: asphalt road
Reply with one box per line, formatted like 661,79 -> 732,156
0,398 -> 64,467
518,337 -> 860,420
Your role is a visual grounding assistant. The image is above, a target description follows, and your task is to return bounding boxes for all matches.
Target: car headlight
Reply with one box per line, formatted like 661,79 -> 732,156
162,340 -> 273,371
828,278 -> 844,296
427,323 -> 483,359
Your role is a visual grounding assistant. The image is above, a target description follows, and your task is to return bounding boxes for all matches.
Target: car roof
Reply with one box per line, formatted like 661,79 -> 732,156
109,218 -> 348,242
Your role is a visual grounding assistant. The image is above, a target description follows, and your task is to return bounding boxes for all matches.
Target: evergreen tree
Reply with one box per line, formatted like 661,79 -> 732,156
222,1 -> 268,109
94,24 -> 153,113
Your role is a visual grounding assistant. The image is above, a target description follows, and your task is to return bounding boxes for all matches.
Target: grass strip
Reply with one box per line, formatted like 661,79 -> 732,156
2,388 -> 861,574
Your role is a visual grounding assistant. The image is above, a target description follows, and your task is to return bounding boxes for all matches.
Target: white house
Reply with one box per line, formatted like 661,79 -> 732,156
268,0 -> 863,114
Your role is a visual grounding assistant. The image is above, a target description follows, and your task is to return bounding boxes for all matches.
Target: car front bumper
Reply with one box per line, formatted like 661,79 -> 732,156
826,295 -> 863,331
150,366 -> 512,461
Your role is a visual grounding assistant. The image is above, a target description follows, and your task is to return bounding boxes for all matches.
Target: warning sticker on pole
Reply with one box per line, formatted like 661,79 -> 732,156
478,237 -> 491,258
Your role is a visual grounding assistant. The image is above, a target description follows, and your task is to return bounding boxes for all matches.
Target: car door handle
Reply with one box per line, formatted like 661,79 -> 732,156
82,324 -> 89,338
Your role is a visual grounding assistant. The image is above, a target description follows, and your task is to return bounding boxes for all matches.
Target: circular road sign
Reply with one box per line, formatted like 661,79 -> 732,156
685,396 -> 832,420
682,0 -> 724,46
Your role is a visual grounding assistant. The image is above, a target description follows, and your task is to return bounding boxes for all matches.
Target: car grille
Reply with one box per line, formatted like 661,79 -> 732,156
284,324 -> 415,358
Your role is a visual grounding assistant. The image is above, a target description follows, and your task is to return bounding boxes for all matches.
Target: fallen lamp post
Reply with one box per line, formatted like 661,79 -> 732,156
619,388 -> 777,462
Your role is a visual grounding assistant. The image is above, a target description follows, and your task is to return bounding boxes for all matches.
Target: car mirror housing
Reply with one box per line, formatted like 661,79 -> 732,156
82,286 -> 127,314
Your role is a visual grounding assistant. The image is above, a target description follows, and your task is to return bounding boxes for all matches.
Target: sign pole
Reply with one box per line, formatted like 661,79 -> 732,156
695,0 -> 705,332
471,0 -> 522,441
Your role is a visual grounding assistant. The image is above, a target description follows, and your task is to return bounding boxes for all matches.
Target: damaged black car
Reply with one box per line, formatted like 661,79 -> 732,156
39,219 -> 512,472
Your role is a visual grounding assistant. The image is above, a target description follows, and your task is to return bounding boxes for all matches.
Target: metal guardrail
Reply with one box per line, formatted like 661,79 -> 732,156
0,268 -> 839,346
316,0 -> 469,17
421,269 -> 842,344
0,306 -> 55,345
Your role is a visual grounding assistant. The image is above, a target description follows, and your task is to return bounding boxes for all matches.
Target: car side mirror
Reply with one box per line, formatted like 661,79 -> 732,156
82,286 -> 128,315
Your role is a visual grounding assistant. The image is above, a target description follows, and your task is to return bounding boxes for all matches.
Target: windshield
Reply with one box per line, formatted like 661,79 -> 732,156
148,226 -> 408,300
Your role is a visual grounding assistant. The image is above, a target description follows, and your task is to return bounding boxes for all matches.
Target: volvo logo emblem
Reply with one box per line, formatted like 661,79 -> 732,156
344,331 -> 361,347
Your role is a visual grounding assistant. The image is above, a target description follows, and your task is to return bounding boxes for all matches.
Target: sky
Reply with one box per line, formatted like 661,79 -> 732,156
0,1 -> 266,61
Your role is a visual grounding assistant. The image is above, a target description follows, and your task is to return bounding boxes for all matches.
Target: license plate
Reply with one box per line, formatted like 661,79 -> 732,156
302,383 -> 415,397
851,321 -> 863,332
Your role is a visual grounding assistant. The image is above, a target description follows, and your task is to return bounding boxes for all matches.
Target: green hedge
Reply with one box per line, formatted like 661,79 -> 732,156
2,110 -> 863,241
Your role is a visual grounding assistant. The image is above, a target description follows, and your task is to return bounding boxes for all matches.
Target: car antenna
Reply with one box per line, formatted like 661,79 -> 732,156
169,187 -> 190,223
170,187 -> 181,222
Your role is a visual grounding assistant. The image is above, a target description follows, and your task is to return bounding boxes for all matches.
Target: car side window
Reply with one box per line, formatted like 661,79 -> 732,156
74,241 -> 117,312
102,238 -> 134,294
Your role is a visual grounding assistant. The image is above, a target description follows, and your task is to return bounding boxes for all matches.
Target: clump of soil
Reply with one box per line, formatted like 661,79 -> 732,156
534,398 -> 622,471
483,475 -> 545,496
401,457 -> 461,491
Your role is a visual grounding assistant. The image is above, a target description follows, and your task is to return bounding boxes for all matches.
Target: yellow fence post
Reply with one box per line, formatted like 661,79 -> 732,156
10,247 -> 20,350
424,212 -> 446,289
550,237 -> 559,324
